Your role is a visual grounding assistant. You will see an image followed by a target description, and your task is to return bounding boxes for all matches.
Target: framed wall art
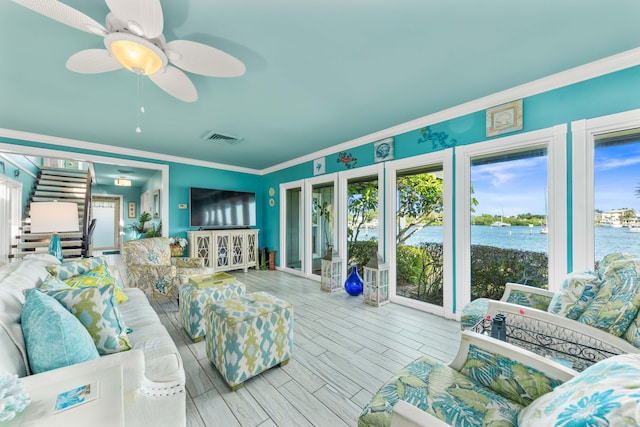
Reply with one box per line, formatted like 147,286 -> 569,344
127,202 -> 136,218
313,157 -> 325,175
374,137 -> 394,162
486,99 -> 523,137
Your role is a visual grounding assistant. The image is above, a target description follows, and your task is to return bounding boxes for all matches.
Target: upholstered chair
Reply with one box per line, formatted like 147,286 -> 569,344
122,237 -> 211,298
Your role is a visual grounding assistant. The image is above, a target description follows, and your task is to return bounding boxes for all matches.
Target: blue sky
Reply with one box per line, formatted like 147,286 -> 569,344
471,141 -> 640,217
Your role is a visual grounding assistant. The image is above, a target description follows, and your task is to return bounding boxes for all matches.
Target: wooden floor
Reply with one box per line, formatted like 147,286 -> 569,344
150,269 -> 461,427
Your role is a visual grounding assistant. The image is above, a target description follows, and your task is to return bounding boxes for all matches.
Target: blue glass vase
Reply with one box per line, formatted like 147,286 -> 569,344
344,265 -> 363,296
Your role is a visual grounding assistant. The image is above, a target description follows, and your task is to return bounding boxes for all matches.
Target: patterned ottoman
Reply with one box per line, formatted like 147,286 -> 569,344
205,292 -> 294,390
179,280 -> 246,341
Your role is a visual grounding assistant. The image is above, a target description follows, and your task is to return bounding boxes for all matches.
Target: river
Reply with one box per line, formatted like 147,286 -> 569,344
355,225 -> 640,260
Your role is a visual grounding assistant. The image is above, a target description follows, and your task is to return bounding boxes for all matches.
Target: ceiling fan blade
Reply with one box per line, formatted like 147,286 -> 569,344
66,49 -> 121,74
105,0 -> 163,39
165,40 -> 246,77
12,0 -> 107,36
149,65 -> 197,103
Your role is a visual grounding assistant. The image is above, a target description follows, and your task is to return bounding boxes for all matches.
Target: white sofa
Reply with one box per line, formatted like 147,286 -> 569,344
0,255 -> 186,426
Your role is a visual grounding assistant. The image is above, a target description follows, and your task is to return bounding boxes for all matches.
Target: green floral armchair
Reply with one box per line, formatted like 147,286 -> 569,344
361,330 -> 640,427
460,253 -> 640,371
122,237 -> 212,298
359,330 -> 577,427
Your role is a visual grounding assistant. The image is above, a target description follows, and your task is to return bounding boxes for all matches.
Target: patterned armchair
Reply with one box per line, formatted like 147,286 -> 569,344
123,237 -> 212,298
460,253 -> 640,372
360,330 -> 640,427
359,330 -> 577,427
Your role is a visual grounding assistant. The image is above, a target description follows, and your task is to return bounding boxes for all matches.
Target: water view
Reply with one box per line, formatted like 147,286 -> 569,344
357,225 -> 640,261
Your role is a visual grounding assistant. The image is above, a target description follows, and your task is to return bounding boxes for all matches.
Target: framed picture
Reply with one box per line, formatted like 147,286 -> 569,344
128,202 -> 136,218
152,190 -> 160,218
374,137 -> 394,162
486,99 -> 523,137
313,157 -> 325,175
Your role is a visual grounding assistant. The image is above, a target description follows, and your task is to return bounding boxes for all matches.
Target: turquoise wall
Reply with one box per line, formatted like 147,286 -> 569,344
262,65 -> 640,265
167,162 -> 263,251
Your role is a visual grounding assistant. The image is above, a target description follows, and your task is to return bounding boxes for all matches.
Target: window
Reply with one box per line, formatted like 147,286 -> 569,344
456,125 -> 566,314
593,131 -> 640,263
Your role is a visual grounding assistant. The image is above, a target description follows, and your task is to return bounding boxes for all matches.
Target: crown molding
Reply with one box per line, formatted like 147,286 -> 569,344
260,47 -> 640,175
0,128 -> 261,176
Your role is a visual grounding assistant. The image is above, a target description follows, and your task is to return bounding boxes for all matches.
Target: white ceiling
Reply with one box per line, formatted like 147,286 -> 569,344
1,0 -> 640,171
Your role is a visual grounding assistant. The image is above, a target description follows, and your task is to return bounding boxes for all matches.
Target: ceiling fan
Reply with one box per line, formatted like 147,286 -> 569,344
13,0 -> 246,102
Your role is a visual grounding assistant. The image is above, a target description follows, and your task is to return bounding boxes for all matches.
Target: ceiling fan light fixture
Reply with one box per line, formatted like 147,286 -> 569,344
105,33 -> 167,75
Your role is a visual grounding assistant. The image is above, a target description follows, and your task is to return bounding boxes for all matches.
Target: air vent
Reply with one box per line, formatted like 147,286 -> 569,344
117,169 -> 135,174
202,131 -> 243,145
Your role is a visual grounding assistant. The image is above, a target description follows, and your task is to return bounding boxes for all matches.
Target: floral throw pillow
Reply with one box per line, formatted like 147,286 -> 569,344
518,353 -> 640,426
547,270 -> 601,320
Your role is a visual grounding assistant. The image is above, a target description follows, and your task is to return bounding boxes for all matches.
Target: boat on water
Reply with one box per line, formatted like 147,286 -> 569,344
491,221 -> 511,227
629,225 -> 640,233
540,225 -> 548,234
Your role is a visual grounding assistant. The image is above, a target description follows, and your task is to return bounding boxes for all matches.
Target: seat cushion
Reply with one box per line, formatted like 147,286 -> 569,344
358,356 -> 524,427
21,290 -> 99,374
519,353 -> 640,426
119,288 -> 184,383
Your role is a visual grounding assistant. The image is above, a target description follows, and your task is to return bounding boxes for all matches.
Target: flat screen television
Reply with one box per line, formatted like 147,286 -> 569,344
190,187 -> 256,229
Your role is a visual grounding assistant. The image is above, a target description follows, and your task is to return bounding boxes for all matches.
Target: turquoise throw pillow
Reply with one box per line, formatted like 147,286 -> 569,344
21,289 -> 99,374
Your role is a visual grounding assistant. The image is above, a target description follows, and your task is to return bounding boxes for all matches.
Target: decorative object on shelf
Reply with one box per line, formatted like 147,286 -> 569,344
363,254 -> 390,306
29,201 -> 79,262
169,236 -> 188,257
373,137 -> 394,163
486,99 -> 523,137
344,265 -> 363,296
320,247 -> 343,293
0,373 -> 30,422
313,157 -> 326,175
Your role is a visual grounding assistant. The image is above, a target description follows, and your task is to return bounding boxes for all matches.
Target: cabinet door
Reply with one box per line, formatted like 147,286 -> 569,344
215,233 -> 231,269
230,232 -> 245,268
193,233 -> 212,267
246,231 -> 258,266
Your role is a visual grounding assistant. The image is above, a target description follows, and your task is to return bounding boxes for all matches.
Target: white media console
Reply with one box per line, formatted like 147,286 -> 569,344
188,229 -> 259,272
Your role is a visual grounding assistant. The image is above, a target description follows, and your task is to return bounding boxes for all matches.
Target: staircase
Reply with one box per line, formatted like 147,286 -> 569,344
12,167 -> 92,261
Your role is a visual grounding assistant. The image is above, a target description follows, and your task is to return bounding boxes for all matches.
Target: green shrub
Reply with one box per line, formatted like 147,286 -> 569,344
396,245 -> 422,286
347,240 -> 378,275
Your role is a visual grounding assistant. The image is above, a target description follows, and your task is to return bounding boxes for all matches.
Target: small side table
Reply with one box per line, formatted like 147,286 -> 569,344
3,365 -> 123,427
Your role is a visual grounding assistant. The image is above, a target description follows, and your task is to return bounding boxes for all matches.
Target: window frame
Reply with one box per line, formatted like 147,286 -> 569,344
384,149 -> 454,318
455,125 -> 567,319
571,108 -> 640,272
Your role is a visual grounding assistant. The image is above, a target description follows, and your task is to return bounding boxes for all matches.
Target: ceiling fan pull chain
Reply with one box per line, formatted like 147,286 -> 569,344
136,75 -> 144,134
